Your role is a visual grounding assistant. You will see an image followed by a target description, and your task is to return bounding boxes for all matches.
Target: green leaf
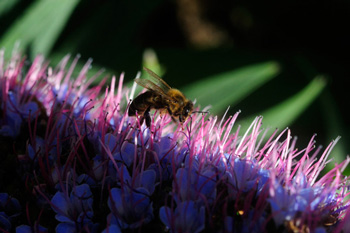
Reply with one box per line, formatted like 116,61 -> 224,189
320,91 -> 349,173
0,0 -> 20,16
181,61 -> 280,115
238,76 -> 327,131
0,0 -> 79,58
142,48 -> 165,77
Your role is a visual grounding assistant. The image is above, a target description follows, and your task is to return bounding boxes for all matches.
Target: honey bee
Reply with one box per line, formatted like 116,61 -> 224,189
128,67 -> 194,127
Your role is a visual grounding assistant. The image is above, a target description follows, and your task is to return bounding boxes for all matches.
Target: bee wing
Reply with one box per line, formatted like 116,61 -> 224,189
134,78 -> 172,101
143,67 -> 172,91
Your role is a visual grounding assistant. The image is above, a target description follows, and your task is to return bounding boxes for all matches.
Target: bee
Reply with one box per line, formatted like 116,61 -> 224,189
128,67 -> 194,127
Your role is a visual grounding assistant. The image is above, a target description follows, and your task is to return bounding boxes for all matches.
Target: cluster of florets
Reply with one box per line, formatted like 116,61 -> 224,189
0,51 -> 349,232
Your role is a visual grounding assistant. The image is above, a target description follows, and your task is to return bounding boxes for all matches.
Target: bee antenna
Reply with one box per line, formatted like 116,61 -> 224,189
192,110 -> 210,114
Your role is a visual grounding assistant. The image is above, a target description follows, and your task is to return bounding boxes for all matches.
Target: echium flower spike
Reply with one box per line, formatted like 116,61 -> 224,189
1,50 -> 350,232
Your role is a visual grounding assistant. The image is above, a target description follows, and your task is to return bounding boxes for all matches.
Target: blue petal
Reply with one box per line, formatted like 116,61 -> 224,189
0,193 -> 9,206
72,184 -> 92,199
77,174 -> 96,186
56,223 -> 76,233
108,187 -> 154,228
0,194 -> 21,216
37,224 -> 49,233
27,144 -> 36,160
196,206 -> 205,233
159,206 -> 171,228
77,210 -> 94,224
119,165 -> 131,184
175,168 -> 190,192
108,188 -> 123,213
257,169 -> 270,194
16,225 -> 32,233
132,188 -> 152,214
119,142 -> 134,167
0,212 -> 11,230
139,170 -> 156,194
70,184 -> 93,215
0,114 -> 22,138
104,133 -> 117,152
51,192 -> 71,222
314,227 -> 327,233
224,216 -> 234,232
92,156 -> 104,180
56,214 -> 73,223
178,201 -> 196,222
102,224 -> 122,233
21,102 -> 39,119
173,201 -> 205,233
160,135 -> 173,151
294,191 -> 311,212
197,169 -> 216,202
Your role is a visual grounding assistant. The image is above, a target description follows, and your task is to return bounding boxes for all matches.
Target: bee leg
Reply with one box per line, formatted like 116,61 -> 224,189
167,108 -> 177,123
144,107 -> 151,127
139,115 -> 145,126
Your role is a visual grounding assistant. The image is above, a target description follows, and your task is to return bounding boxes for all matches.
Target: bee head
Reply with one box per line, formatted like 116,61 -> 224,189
181,100 -> 193,121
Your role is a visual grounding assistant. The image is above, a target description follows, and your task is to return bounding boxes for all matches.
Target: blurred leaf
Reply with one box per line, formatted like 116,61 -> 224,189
0,0 -> 20,16
52,1 -> 162,76
142,48 -> 165,77
293,56 -> 349,173
320,90 -> 349,173
238,76 -> 326,131
182,61 -> 280,115
0,0 -> 79,59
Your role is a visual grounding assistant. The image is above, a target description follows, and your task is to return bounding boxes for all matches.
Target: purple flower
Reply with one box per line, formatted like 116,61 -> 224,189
268,173 -> 343,230
106,165 -> 156,228
224,210 -> 267,233
102,224 -> 121,233
0,193 -> 21,231
104,133 -> 135,168
226,158 -> 263,197
51,184 -> 97,232
27,136 -> 59,162
0,89 -> 39,138
16,224 -> 48,233
159,200 -> 205,233
174,165 -> 217,204
1,50 -> 350,232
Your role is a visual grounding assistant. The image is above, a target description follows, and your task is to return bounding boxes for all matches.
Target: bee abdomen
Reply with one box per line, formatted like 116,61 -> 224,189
128,91 -> 155,116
